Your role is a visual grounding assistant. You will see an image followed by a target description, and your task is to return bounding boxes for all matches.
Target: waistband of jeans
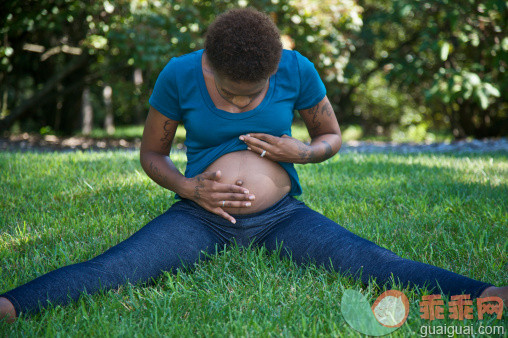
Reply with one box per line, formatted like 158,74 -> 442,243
175,194 -> 305,220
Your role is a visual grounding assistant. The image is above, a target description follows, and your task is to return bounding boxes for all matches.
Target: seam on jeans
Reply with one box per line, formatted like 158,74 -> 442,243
201,220 -> 231,245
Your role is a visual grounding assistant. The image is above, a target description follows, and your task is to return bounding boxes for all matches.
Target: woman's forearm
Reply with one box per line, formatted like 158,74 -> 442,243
140,151 -> 191,198
305,133 -> 342,164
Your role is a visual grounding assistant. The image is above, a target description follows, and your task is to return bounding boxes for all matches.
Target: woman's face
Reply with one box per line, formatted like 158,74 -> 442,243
214,74 -> 268,109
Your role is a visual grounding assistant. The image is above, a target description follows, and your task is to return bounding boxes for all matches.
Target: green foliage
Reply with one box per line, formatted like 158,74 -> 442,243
351,74 -> 428,135
1,0 -> 506,138
341,125 -> 364,141
356,0 -> 507,137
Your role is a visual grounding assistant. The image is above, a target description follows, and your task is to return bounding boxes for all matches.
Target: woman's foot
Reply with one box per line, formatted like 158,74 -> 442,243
479,286 -> 508,306
0,297 -> 16,323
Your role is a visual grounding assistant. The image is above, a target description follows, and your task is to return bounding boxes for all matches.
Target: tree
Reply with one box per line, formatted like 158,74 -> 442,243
0,0 -> 129,134
2,0 -> 505,138
354,0 -> 507,138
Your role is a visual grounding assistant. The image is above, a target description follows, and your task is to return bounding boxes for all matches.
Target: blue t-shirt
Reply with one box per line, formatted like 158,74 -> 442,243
149,49 -> 326,198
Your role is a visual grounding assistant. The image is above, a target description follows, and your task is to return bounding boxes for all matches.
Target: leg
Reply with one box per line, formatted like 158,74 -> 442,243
260,205 -> 494,299
0,202 -> 226,318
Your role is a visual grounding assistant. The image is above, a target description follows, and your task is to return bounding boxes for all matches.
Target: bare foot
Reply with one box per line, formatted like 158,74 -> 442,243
0,297 -> 16,323
479,286 -> 508,306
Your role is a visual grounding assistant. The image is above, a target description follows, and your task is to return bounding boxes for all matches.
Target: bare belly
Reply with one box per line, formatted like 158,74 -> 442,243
204,150 -> 291,214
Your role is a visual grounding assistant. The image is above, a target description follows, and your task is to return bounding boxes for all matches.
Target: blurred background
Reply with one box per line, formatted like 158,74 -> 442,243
1,0 -> 506,144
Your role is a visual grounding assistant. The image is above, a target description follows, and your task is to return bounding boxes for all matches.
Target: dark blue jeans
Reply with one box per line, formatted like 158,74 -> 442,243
1,195 -> 493,316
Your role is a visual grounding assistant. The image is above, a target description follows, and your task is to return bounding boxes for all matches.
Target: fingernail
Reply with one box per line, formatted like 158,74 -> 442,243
249,195 -> 255,200
246,134 -> 251,137
246,202 -> 251,207
244,190 -> 249,194
231,219 -> 236,224
239,136 -> 244,141
247,147 -> 251,150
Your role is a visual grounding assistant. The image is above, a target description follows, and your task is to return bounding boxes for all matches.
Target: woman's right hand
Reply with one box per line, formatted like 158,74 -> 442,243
184,170 -> 255,224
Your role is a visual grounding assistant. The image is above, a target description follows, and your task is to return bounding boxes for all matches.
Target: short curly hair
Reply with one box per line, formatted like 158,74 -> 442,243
205,8 -> 282,82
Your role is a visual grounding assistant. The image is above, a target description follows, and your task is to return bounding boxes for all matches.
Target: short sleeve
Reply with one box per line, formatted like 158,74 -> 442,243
149,58 -> 183,121
293,51 -> 326,110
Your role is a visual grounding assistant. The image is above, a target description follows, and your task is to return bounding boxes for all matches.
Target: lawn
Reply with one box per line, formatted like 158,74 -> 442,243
0,148 -> 506,336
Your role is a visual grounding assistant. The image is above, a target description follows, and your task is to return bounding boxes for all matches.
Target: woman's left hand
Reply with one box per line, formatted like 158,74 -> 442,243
239,133 -> 312,164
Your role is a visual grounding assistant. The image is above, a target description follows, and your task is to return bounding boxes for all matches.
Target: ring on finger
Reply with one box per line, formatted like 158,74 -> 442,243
260,150 -> 267,158
222,200 -> 225,207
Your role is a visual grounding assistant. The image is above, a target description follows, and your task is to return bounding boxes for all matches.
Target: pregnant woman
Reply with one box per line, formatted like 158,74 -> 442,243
1,8 -> 506,323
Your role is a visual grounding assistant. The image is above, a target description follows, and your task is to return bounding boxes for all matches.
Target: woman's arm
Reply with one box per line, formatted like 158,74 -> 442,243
140,106 -> 188,194
140,106 -> 254,223
239,96 -> 341,164
297,95 -> 342,163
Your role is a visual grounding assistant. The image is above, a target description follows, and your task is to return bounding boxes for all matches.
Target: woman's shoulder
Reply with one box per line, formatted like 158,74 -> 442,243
279,49 -> 297,67
279,49 -> 314,65
276,49 -> 325,110
172,49 -> 203,63
276,49 -> 311,84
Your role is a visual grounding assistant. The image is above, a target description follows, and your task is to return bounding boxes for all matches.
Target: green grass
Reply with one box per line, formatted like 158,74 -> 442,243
79,125 -> 146,139
1,150 -> 507,336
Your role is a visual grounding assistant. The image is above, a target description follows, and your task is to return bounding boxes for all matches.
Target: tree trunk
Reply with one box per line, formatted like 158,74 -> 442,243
134,68 -> 144,124
60,56 -> 89,135
103,85 -> 114,135
54,83 -> 64,131
0,53 -> 89,132
81,86 -> 93,135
